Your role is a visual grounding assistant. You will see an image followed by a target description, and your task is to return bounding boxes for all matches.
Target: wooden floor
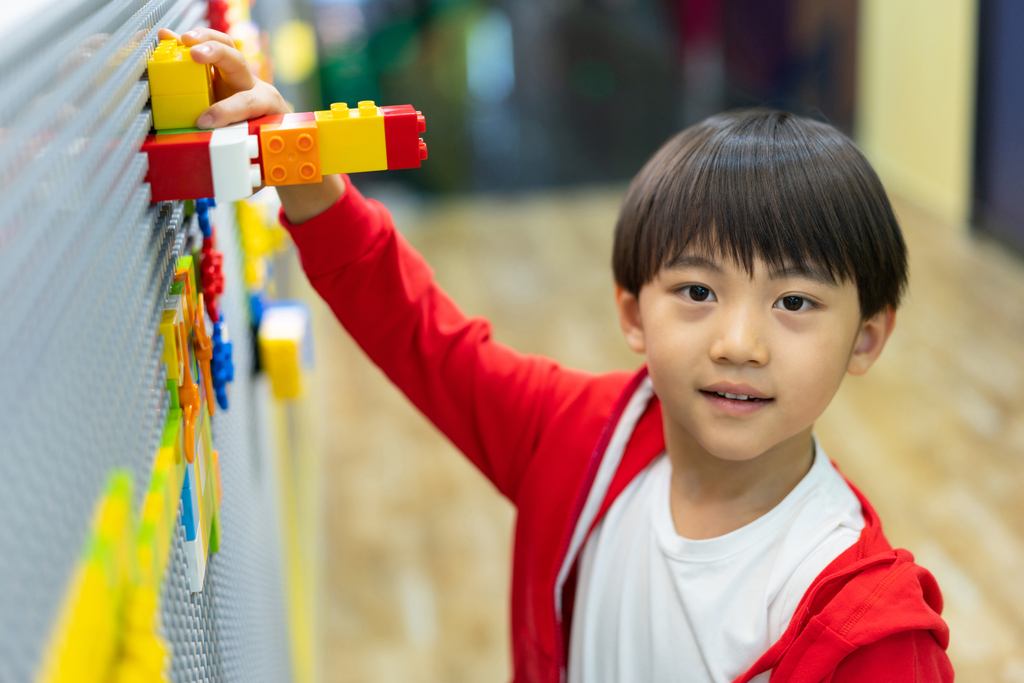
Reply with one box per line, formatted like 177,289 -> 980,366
305,185 -> 1024,682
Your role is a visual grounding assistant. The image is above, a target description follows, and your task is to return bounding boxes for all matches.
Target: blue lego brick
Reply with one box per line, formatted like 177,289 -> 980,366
180,463 -> 199,542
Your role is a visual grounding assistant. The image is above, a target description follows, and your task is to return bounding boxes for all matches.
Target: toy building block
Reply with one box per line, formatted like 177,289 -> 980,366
159,307 -> 184,383
148,39 -> 214,130
314,101 -> 387,174
175,257 -> 198,327
179,406 -> 218,593
381,104 -> 428,169
142,131 -> 214,202
211,321 -> 234,410
209,123 -> 262,201
177,350 -> 200,464
247,112 -> 314,169
37,472 -> 136,683
259,120 -> 322,186
137,429 -> 185,593
314,101 -> 427,174
193,294 -> 216,417
140,104 -> 425,202
110,587 -> 169,683
258,301 -> 311,399
143,127 -> 260,203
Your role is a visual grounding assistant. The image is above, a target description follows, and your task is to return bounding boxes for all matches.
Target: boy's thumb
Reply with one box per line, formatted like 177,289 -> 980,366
196,90 -> 268,129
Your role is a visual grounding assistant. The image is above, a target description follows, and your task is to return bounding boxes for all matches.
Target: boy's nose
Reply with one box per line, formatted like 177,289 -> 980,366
709,311 -> 769,366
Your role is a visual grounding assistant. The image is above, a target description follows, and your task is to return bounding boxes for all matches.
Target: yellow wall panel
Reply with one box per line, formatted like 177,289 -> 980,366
856,0 -> 979,226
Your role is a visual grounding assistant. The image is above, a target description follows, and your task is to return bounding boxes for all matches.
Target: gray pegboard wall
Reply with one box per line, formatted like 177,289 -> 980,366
0,1 -> 294,681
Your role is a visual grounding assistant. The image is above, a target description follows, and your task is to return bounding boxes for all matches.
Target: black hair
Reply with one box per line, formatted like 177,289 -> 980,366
612,109 -> 907,319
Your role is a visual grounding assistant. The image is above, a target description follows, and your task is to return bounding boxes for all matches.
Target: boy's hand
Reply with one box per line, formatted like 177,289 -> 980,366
156,28 -> 345,223
157,27 -> 290,128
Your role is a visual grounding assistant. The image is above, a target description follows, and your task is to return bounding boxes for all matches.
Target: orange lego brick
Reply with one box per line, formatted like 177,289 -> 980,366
258,121 -> 322,186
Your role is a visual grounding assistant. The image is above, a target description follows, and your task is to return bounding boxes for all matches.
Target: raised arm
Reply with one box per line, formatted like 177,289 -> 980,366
281,176 -> 599,499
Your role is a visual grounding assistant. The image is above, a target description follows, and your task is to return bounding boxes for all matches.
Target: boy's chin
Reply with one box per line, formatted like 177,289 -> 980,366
690,430 -> 780,463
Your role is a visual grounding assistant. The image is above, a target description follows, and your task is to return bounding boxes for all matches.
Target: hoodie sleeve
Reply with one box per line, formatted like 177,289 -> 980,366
829,630 -> 953,682
280,176 -> 595,502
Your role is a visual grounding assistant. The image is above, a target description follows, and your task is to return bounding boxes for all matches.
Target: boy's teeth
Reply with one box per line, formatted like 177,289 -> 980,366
717,392 -> 752,401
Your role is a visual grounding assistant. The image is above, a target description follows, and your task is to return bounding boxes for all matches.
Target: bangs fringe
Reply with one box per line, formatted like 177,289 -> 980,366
613,109 -> 907,319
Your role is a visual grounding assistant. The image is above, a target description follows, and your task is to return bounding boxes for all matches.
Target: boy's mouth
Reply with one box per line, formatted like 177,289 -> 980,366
700,390 -> 770,402
699,383 -> 774,414
699,390 -> 774,415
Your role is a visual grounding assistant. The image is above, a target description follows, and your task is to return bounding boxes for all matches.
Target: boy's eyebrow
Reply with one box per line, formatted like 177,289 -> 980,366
666,254 -> 723,273
666,253 -> 838,286
768,264 -> 836,286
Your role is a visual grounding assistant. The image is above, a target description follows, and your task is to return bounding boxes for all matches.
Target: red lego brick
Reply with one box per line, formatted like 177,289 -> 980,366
247,112 -> 315,172
381,105 -> 427,170
208,0 -> 230,33
142,131 -> 214,202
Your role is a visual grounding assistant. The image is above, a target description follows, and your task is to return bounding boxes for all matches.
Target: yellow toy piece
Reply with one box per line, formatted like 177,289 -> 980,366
258,303 -> 310,400
314,101 -> 388,174
159,307 -> 184,383
174,256 -> 198,329
147,39 -> 214,130
260,338 -> 303,399
37,472 -> 136,683
259,121 -> 323,186
236,198 -> 287,290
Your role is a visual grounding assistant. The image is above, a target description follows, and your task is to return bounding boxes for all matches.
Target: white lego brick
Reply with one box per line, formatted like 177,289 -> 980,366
186,531 -> 207,592
209,123 -> 257,202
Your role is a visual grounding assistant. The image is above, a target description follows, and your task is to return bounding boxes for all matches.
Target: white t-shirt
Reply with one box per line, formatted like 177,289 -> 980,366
567,440 -> 864,683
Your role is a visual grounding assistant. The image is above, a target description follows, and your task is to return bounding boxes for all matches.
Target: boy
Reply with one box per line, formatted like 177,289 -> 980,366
170,27 -> 952,682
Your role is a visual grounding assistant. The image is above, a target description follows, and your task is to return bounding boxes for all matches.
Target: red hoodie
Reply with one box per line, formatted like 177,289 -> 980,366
281,176 -> 953,682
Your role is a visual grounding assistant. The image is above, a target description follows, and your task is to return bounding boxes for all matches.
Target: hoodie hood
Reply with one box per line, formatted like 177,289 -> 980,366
734,483 -> 949,682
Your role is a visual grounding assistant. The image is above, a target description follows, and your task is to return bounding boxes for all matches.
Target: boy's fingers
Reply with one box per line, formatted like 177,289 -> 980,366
187,40 -> 255,92
179,28 -> 235,49
196,88 -> 275,129
157,28 -> 179,42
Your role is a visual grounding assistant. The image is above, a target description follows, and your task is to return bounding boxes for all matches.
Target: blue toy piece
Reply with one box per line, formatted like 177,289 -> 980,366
196,197 -> 213,239
249,292 -> 268,329
180,462 -> 200,542
211,320 -> 234,410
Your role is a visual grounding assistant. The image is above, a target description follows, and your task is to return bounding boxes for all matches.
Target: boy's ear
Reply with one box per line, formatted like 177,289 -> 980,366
615,285 -> 646,354
847,306 -> 897,376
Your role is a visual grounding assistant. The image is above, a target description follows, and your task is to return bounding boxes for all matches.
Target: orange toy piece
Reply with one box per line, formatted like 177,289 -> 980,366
259,120 -> 322,186
193,294 -> 216,417
178,354 -> 200,464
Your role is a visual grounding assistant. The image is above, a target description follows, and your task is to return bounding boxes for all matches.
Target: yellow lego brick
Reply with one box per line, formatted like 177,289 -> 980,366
121,632 -> 168,676
260,338 -> 304,399
51,562 -> 120,683
259,121 -> 323,186
135,525 -> 159,592
315,101 -> 388,174
161,409 -> 183,469
111,659 -> 158,683
39,473 -> 136,683
159,309 -> 183,382
92,472 -> 136,589
123,586 -> 158,632
138,465 -> 174,590
147,39 -> 213,97
211,449 -> 222,508
151,92 -> 213,131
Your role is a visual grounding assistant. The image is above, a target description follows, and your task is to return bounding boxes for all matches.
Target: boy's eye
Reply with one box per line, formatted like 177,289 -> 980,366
683,285 -> 714,302
776,295 -> 813,311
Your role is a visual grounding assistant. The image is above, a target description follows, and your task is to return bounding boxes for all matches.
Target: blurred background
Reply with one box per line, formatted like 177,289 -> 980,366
1,0 -> 1021,681
242,0 -> 1024,682
248,0 -> 1024,681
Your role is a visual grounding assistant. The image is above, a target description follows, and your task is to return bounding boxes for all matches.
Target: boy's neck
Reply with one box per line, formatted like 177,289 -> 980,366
663,424 -> 815,540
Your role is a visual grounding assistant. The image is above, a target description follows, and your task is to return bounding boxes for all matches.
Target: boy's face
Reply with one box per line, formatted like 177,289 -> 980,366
616,249 -> 895,462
